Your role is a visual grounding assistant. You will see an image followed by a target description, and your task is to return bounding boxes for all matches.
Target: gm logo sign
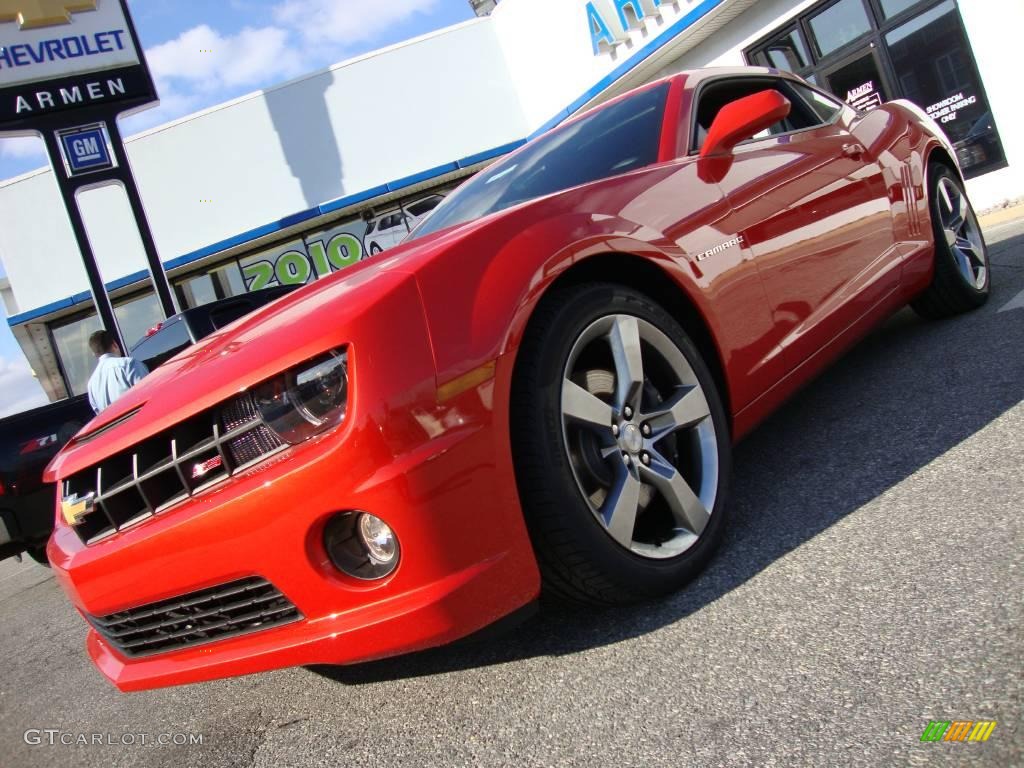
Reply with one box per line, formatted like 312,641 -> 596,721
56,121 -> 114,176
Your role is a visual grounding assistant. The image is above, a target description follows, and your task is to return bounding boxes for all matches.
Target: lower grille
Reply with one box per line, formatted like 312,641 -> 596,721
87,577 -> 301,658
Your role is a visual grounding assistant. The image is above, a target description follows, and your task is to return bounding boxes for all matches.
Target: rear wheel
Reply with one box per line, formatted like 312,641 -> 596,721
511,284 -> 731,605
911,164 -> 990,319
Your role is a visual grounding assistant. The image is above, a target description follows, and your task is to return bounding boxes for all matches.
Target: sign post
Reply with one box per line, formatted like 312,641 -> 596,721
0,0 -> 174,352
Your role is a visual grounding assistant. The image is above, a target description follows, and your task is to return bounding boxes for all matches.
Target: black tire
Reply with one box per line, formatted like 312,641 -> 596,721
911,163 -> 990,319
510,283 -> 732,605
369,243 -> 383,255
26,546 -> 50,567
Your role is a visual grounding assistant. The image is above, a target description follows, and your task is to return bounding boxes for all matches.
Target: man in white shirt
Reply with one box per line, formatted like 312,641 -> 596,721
86,330 -> 149,414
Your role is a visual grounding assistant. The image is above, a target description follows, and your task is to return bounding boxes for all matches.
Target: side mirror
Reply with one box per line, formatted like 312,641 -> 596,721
700,89 -> 792,159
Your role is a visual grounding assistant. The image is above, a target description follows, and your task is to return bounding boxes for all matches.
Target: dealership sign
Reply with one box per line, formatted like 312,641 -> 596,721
586,0 -> 669,55
0,0 -> 169,355
0,0 -> 155,128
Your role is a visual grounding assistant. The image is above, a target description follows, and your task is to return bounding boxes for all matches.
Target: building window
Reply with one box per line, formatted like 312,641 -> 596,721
175,261 -> 247,309
51,313 -> 102,396
807,0 -> 873,58
878,0 -> 922,18
114,292 -> 164,350
744,0 -> 1005,179
751,27 -> 809,71
50,291 -> 164,395
885,1 -> 1005,176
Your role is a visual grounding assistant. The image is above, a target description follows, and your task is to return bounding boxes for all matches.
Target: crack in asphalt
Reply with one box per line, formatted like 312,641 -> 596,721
242,711 -> 271,768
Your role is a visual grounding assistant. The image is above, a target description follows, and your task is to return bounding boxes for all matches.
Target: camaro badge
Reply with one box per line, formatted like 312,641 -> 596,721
60,492 -> 95,525
0,0 -> 97,30
696,234 -> 745,262
191,456 -> 223,479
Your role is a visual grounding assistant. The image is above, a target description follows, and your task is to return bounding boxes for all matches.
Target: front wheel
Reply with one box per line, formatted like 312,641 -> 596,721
911,164 -> 990,319
511,284 -> 731,605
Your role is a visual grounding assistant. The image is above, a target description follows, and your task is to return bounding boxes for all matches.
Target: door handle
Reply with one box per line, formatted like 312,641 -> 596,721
842,143 -> 866,159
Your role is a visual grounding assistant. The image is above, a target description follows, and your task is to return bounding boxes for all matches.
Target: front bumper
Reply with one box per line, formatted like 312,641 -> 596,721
47,277 -> 539,691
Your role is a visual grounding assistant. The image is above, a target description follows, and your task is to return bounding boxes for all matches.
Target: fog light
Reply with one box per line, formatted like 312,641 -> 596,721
358,513 -> 397,564
324,511 -> 400,580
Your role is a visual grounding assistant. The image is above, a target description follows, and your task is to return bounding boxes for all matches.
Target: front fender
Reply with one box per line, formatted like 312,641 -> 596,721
412,205 -> 700,390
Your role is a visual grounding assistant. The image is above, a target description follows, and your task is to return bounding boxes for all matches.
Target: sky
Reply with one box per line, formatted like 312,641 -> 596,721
0,0 -> 476,417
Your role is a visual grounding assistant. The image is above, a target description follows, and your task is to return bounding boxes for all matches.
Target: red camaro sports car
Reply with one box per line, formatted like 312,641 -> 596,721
46,67 -> 990,691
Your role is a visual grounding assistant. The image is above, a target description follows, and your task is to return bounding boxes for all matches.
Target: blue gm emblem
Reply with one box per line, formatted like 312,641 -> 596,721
57,122 -> 116,177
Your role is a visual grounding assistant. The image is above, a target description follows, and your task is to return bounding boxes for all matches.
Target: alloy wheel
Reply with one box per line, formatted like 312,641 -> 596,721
559,314 -> 719,559
936,176 -> 987,290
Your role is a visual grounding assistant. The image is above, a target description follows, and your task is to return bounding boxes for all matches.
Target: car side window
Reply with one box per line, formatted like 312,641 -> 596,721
690,78 -> 828,154
790,83 -> 844,123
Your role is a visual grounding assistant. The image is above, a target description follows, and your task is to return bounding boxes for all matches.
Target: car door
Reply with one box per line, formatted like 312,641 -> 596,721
696,76 -> 898,371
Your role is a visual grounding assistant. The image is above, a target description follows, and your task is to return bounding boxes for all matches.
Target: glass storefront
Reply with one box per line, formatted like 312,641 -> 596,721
807,0 -> 872,58
114,292 -> 165,351
174,261 -> 248,308
44,182 -> 458,395
884,1 -> 1003,175
745,0 -> 1005,178
50,291 -> 166,396
51,313 -> 103,396
211,189 -> 453,295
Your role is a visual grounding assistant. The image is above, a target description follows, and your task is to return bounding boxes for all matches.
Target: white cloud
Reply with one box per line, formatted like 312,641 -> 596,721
274,0 -> 440,45
0,357 -> 48,418
0,135 -> 46,161
4,0 -> 449,164
146,24 -> 306,93
118,1 -> 446,136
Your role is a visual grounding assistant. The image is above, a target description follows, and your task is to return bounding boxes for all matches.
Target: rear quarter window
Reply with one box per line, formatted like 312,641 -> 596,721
790,83 -> 844,123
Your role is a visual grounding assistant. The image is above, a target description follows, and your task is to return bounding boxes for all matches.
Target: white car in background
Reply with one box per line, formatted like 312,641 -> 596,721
364,195 -> 444,254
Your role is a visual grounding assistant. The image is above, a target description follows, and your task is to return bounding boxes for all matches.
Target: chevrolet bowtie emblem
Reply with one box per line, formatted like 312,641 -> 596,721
60,492 -> 95,526
0,0 -> 97,30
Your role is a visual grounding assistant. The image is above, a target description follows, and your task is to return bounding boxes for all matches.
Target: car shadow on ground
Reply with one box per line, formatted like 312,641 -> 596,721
309,233 -> 1024,686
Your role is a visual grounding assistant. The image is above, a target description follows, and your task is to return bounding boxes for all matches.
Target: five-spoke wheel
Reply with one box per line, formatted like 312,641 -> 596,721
935,175 -> 987,291
512,284 -> 731,605
560,314 -> 718,559
912,163 -> 990,319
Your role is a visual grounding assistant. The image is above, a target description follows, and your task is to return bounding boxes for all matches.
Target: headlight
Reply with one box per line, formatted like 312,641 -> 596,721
255,350 -> 348,444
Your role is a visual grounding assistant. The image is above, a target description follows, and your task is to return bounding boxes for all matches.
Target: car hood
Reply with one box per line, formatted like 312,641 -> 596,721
44,171 -> 664,483
43,230 -> 465,483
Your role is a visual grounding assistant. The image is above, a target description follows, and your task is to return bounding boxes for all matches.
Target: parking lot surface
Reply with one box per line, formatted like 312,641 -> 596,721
1,220 -> 1021,768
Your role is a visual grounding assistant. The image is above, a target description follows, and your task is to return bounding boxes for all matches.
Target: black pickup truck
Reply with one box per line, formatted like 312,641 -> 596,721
0,285 -> 296,564
128,285 -> 296,371
0,395 -> 91,563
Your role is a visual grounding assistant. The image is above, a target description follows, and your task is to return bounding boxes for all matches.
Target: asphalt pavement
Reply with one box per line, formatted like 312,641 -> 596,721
1,220 -> 1021,768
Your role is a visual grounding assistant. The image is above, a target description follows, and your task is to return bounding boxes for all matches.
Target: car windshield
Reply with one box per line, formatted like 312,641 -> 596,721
407,82 -> 669,241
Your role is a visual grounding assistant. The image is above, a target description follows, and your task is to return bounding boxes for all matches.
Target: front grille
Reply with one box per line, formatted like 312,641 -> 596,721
63,393 -> 285,545
87,577 -> 301,657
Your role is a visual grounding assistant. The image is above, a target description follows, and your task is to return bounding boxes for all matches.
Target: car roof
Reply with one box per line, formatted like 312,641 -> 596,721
557,66 -> 790,129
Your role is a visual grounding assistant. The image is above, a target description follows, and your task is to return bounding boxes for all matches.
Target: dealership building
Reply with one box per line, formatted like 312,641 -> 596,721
1,0 -> 1020,401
